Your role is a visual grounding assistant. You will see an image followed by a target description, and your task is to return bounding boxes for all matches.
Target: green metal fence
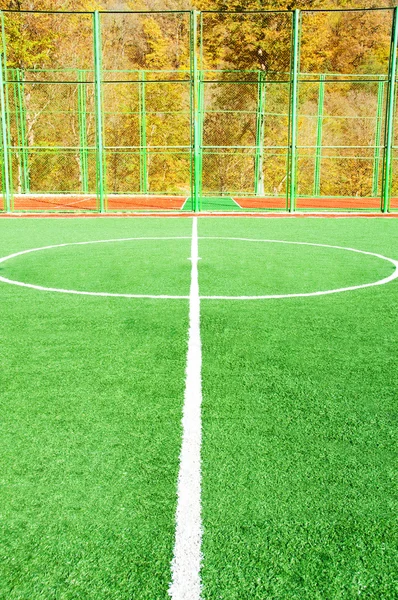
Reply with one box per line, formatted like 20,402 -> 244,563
0,7 -> 397,213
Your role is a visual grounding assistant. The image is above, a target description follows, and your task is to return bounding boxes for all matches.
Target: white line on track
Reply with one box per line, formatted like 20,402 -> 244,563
231,197 -> 242,208
180,197 -> 190,210
169,217 -> 203,600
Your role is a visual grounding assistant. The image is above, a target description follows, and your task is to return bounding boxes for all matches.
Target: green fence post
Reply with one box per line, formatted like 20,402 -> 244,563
191,10 -> 201,213
254,70 -> 265,196
0,48 -> 11,212
288,9 -> 300,212
139,70 -> 148,193
199,14 -> 205,207
198,13 -> 205,211
78,69 -> 89,193
0,11 -> 12,211
314,73 -> 325,197
189,12 -> 194,210
189,24 -> 193,210
93,10 -> 105,213
372,77 -> 384,198
382,6 -> 398,213
15,68 -> 30,193
11,68 -> 21,192
198,67 -> 204,211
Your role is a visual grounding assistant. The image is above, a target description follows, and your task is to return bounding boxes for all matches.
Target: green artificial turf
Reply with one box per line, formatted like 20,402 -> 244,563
182,197 -> 242,211
4,238 -> 191,296
0,216 -> 397,599
198,237 -> 394,296
198,218 -> 398,599
0,218 -> 191,599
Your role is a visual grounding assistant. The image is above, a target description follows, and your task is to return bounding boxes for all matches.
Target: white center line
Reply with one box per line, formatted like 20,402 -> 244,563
169,217 -> 203,600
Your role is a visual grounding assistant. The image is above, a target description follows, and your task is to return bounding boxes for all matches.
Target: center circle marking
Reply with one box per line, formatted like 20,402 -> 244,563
0,236 -> 396,300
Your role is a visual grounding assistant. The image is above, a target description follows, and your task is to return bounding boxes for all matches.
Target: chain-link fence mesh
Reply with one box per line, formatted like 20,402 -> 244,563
2,11 -> 96,210
200,11 -> 292,209
100,12 -> 191,210
392,76 -> 398,209
0,8 -> 397,212
297,9 -> 392,210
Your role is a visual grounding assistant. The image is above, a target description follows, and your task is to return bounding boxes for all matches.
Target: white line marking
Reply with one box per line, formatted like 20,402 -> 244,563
0,237 -> 397,300
231,197 -> 242,208
181,197 -> 190,210
169,217 -> 203,600
0,237 -> 191,299
199,237 -> 398,299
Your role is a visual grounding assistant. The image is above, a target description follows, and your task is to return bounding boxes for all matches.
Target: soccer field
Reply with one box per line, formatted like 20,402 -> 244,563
0,216 -> 397,599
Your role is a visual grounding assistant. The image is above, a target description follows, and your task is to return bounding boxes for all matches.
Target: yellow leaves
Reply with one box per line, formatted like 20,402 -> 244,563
4,12 -> 59,69
142,18 -> 170,69
300,10 -> 391,75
